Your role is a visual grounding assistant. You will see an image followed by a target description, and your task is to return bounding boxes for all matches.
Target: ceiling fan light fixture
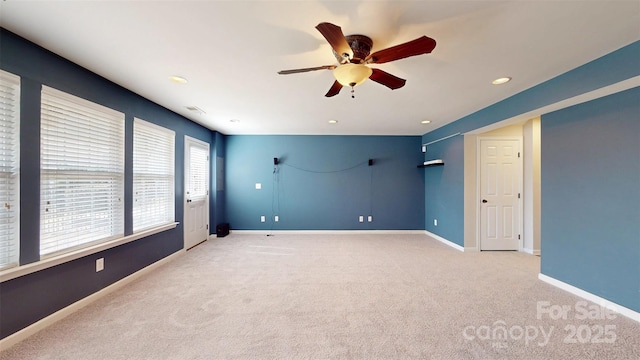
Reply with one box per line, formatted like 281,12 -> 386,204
332,63 -> 373,87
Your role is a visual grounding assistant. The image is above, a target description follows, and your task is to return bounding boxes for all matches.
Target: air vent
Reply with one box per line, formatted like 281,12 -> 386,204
185,106 -> 206,115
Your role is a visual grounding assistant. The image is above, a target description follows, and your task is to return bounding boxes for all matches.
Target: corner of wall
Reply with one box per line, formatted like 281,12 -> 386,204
463,133 -> 478,250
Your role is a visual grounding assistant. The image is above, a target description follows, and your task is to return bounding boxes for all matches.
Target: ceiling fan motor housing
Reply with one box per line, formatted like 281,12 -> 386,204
333,34 -> 373,63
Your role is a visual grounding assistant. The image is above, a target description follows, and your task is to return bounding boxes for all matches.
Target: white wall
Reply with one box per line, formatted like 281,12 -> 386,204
523,118 -> 541,255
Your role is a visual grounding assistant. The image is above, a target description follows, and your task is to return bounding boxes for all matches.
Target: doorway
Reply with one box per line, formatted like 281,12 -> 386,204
184,136 -> 210,250
478,137 -> 522,250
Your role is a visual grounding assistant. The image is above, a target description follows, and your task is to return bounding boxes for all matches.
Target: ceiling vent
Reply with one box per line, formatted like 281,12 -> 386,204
185,106 -> 206,115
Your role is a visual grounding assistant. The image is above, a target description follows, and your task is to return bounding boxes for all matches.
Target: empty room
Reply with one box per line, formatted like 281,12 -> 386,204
1,1 -> 639,359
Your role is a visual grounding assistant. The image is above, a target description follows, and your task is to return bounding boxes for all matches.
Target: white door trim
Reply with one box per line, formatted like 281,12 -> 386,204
476,136 -> 523,251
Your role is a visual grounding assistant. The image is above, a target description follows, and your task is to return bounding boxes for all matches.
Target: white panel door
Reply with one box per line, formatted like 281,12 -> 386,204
480,139 -> 521,250
184,136 -> 209,250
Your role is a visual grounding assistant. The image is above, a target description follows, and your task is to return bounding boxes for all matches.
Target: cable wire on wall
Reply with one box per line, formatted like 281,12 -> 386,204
271,159 -> 375,228
369,163 -> 374,217
269,163 -> 280,236
282,160 -> 369,174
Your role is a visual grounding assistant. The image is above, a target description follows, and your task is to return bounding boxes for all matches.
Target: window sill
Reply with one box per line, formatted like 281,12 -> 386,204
0,222 -> 179,283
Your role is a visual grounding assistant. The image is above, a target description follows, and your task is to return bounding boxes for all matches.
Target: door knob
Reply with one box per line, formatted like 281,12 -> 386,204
482,199 -> 488,203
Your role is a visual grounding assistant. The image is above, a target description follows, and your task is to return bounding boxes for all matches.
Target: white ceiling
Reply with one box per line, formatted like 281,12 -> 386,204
1,1 -> 638,135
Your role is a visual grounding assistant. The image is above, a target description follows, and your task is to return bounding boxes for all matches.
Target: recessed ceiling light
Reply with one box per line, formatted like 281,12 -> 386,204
328,120 -> 338,124
169,75 -> 188,84
492,77 -> 512,85
421,120 -> 431,124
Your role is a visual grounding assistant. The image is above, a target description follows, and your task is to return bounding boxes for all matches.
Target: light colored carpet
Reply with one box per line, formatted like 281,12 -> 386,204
1,233 -> 639,359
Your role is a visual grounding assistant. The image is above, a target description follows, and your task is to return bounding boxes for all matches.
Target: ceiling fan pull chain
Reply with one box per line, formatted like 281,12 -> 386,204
350,84 -> 355,98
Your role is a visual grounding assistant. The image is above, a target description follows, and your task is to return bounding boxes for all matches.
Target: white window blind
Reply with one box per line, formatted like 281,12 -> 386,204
40,86 -> 124,257
0,70 -> 20,270
133,118 -> 175,232
188,144 -> 208,199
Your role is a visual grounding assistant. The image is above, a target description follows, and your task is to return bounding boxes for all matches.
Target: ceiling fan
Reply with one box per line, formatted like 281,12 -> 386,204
278,22 -> 437,98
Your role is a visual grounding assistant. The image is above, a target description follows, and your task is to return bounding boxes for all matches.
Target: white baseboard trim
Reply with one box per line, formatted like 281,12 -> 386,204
523,248 -> 541,255
538,273 -> 639,323
0,250 -> 184,351
424,230 -> 464,252
230,230 -> 426,235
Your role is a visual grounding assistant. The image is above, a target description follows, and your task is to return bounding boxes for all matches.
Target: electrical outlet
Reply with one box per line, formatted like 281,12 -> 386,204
96,258 -> 104,272
368,216 -> 373,222
274,215 -> 279,222
255,183 -> 262,190
434,219 -> 438,226
359,216 -> 364,223
260,215 -> 266,222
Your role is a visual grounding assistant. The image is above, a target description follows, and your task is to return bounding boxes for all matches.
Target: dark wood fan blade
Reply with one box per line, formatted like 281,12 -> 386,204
366,36 -> 436,64
316,22 -> 353,61
325,80 -> 343,97
278,65 -> 336,75
369,68 -> 406,90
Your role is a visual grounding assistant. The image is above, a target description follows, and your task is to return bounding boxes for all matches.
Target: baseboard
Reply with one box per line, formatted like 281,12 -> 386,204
538,273 -> 639,323
424,230 -> 464,252
523,248 -> 541,255
0,250 -> 185,351
230,230 -> 427,235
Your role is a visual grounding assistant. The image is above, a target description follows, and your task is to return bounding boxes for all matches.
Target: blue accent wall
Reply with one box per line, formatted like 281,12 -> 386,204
225,135 -> 424,230
0,29 -> 217,339
423,137 -> 464,246
541,87 -> 640,312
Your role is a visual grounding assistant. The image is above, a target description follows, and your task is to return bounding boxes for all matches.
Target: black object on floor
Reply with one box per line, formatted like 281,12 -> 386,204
216,223 -> 230,237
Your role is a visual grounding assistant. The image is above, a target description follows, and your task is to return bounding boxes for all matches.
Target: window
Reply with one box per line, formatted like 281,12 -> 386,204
40,86 -> 124,256
187,144 -> 209,200
0,70 -> 20,270
133,118 -> 175,232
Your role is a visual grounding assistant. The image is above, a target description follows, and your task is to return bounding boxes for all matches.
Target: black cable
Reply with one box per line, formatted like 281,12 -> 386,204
369,163 -> 374,217
273,159 -> 369,230
282,160 -> 368,174
268,165 -> 279,236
